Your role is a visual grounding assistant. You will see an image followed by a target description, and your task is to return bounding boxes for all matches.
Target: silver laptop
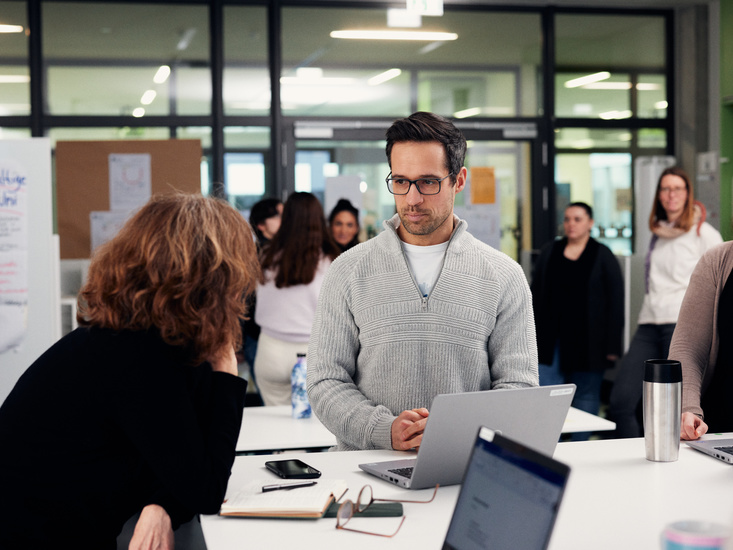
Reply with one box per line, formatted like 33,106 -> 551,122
686,438 -> 733,464
358,384 -> 575,490
442,426 -> 570,550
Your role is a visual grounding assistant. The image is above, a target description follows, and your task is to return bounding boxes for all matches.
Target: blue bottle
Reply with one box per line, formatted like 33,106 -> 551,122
291,353 -> 311,419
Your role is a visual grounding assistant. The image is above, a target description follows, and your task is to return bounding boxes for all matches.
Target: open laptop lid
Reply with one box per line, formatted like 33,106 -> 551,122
408,384 -> 575,489
359,384 -> 575,489
442,426 -> 571,550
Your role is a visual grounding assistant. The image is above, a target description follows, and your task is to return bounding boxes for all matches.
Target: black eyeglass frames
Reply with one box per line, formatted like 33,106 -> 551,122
385,173 -> 453,195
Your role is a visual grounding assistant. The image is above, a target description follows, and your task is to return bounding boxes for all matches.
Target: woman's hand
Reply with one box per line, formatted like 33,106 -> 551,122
129,504 -> 174,550
208,345 -> 238,376
680,411 -> 708,440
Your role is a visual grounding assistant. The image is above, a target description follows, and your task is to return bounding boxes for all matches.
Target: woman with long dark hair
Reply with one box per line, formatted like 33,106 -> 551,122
328,198 -> 361,252
254,192 -> 340,405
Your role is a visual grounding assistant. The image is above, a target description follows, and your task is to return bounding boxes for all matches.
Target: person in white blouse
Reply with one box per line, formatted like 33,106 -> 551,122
608,166 -> 723,438
254,192 -> 341,406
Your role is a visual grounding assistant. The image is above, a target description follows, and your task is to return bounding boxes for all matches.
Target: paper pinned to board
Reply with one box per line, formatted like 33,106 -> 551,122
108,153 -> 151,212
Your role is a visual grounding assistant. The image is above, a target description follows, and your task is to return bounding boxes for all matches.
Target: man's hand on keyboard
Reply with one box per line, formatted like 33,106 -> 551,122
391,408 -> 429,451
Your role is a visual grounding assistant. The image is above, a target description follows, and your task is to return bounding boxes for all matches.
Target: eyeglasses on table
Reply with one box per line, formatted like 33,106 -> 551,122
335,484 -> 439,537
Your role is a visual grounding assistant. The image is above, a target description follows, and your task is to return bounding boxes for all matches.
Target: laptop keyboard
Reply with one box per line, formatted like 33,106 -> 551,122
714,446 -> 733,455
388,467 -> 414,479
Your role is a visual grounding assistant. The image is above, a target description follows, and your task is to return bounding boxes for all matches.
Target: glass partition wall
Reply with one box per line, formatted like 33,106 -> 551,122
554,12 -> 669,254
0,1 -> 674,258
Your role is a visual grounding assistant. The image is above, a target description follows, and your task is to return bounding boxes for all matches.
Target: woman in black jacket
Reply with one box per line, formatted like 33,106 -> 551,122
531,202 -> 624,437
0,194 -> 261,549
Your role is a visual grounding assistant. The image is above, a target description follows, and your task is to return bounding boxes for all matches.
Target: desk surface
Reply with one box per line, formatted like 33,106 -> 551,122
238,406 -> 337,453
205,434 -> 733,549
237,405 -> 615,453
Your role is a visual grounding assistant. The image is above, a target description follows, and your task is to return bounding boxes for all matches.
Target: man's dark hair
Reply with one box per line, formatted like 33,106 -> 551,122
567,201 -> 593,220
385,112 -> 467,182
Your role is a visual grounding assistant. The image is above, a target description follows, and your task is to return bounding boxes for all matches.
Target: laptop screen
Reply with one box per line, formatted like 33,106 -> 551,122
442,427 -> 570,550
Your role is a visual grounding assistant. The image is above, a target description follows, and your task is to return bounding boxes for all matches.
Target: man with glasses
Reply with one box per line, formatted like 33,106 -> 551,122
307,111 -> 538,452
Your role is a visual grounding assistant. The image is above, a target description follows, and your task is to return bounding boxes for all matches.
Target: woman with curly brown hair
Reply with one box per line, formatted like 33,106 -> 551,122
0,194 -> 260,549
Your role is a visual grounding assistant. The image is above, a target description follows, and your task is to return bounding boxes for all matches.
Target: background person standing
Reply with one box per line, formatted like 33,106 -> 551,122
531,202 -> 624,439
328,198 -> 361,252
608,166 -> 722,438
254,192 -> 340,406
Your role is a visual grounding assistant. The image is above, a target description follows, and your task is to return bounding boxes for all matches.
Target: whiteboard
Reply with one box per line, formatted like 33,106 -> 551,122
0,139 -> 59,405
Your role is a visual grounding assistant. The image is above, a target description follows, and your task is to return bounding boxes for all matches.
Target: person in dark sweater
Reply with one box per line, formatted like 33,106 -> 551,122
0,193 -> 260,549
531,202 -> 624,438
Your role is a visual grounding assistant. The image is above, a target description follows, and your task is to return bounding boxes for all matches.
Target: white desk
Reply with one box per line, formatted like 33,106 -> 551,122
237,405 -> 615,454
562,406 -> 615,433
238,406 -> 337,453
551,434 -> 733,549
204,435 -> 733,549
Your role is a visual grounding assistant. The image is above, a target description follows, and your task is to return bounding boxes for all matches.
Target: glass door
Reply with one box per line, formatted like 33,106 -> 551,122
291,123 -> 535,263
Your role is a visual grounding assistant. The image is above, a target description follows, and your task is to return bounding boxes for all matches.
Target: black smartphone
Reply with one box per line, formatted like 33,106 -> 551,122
265,459 -> 322,479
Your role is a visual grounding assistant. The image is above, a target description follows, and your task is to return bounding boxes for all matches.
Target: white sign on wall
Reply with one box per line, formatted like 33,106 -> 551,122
406,0 -> 443,16
0,159 -> 30,353
0,139 -> 58,405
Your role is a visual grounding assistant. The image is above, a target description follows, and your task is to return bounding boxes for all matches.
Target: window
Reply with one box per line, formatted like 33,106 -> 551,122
555,14 -> 666,120
224,6 -> 269,116
43,2 -> 210,116
281,7 -> 541,118
0,1 -> 29,116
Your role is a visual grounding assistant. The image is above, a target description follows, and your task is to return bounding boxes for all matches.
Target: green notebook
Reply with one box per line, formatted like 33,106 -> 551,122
323,501 -> 403,518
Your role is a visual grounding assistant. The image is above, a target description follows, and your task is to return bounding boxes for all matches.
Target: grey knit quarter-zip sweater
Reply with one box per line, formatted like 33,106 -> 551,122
306,214 -> 538,451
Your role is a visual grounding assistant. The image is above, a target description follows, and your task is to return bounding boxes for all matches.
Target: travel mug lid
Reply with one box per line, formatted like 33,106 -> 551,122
644,359 -> 682,383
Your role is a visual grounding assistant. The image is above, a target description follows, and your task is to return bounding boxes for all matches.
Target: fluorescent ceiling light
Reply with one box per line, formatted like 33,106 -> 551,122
564,71 -> 611,88
655,100 -> 668,109
637,83 -> 662,91
140,90 -> 157,105
419,42 -> 444,54
153,65 -> 170,84
0,24 -> 23,33
0,75 -> 30,83
330,30 -> 457,41
454,107 -> 482,119
599,110 -> 632,120
368,68 -> 401,86
281,75 -> 354,85
572,139 -> 595,149
582,82 -> 631,90
132,107 -> 145,118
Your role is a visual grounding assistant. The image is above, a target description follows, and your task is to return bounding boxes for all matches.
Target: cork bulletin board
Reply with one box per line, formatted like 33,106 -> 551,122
56,139 -> 202,259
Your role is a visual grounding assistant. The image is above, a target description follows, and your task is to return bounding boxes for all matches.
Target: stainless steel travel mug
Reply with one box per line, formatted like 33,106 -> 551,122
643,359 -> 682,462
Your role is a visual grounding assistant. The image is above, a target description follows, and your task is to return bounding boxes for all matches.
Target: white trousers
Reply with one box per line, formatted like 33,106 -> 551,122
253,332 -> 308,406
